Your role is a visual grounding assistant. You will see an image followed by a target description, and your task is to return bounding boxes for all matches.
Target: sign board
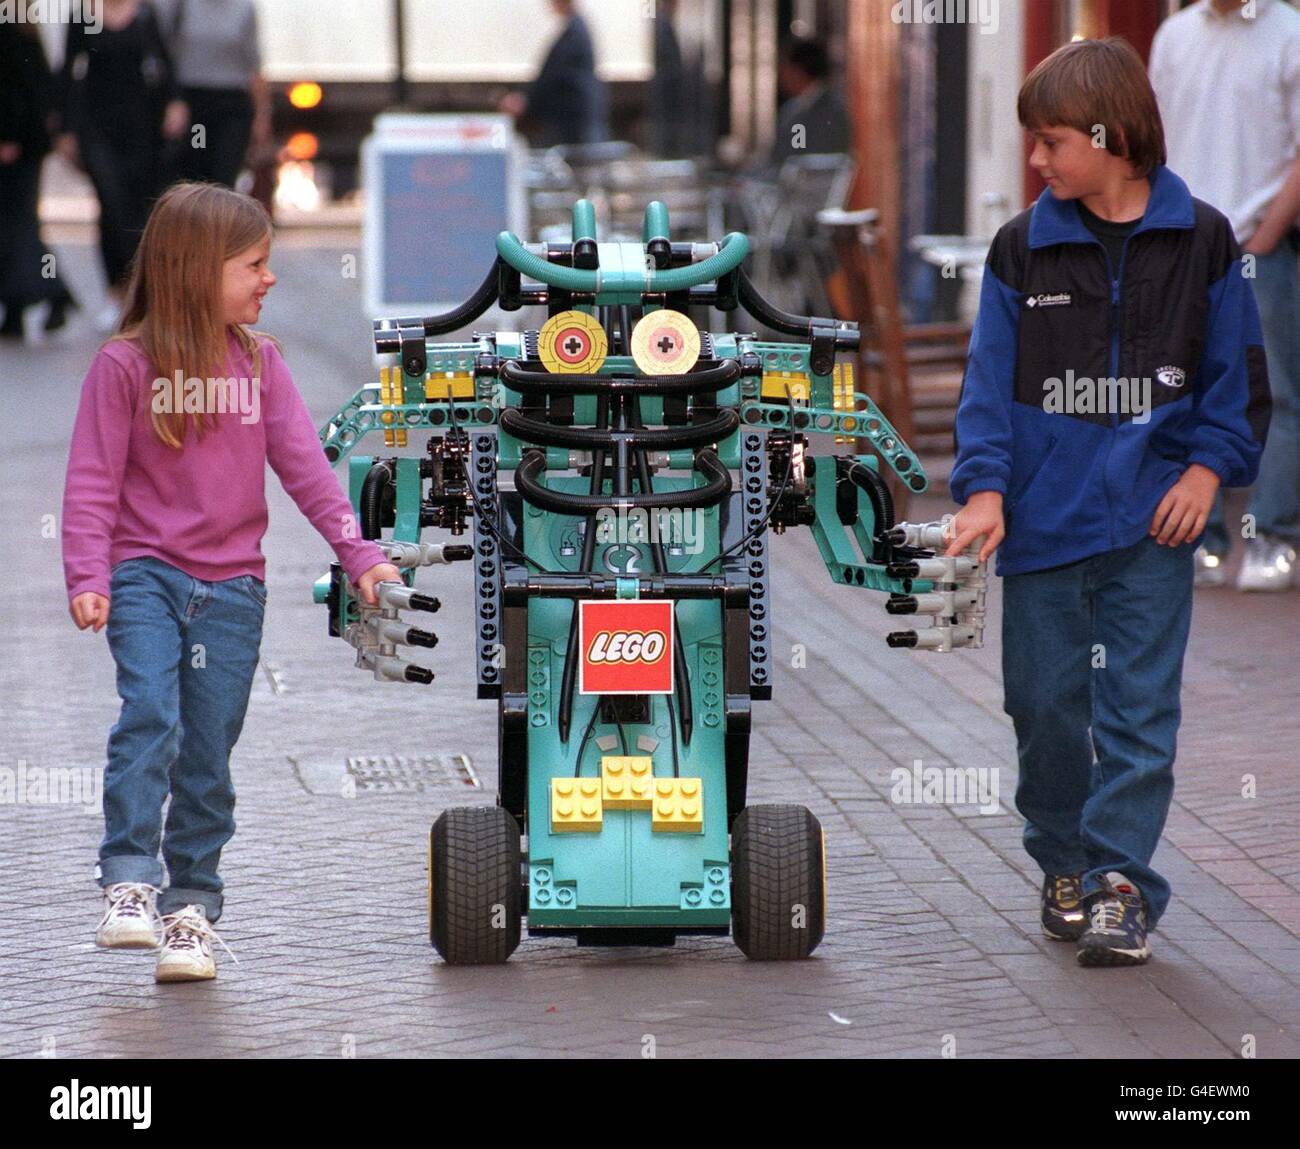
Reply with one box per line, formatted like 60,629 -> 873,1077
362,114 -> 526,319
578,600 -> 675,696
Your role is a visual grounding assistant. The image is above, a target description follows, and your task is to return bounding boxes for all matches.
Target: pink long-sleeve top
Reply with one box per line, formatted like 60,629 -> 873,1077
62,330 -> 386,602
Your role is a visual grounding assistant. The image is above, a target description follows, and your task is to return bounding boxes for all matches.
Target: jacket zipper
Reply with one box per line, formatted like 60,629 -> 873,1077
1099,235 -> 1134,552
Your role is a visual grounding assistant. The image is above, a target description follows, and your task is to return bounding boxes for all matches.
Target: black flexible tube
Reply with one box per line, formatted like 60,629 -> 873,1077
359,459 -> 394,540
500,407 -> 739,451
500,359 -> 740,397
736,268 -> 861,350
372,259 -> 501,350
516,449 -> 731,513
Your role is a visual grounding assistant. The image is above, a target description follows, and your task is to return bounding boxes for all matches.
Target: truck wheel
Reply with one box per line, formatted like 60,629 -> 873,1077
429,806 -> 522,964
731,804 -> 825,960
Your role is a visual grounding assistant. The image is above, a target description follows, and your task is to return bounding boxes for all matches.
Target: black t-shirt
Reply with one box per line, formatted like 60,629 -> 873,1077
1076,200 -> 1141,277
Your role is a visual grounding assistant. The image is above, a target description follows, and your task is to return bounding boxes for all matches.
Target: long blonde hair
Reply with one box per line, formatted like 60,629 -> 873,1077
115,182 -> 274,449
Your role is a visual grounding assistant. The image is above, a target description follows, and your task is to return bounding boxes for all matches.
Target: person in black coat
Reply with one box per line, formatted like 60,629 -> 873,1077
499,0 -> 609,148
56,0 -> 188,330
0,17 -> 78,339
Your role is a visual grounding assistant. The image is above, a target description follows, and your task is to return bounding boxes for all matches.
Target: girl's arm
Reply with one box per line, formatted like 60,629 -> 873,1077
261,344 -> 390,585
62,351 -> 135,602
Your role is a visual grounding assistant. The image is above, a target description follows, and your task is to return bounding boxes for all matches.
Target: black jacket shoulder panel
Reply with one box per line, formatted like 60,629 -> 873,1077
987,208 -> 1033,291
1191,197 -> 1242,284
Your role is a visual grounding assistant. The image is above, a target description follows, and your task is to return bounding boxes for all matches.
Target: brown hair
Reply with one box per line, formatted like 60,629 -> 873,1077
1017,37 -> 1166,176
114,182 -> 274,449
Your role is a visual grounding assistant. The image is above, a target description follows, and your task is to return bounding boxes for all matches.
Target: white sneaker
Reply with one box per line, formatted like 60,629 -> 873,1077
95,882 -> 162,949
1236,536 -> 1296,592
1192,545 -> 1227,587
155,905 -> 236,982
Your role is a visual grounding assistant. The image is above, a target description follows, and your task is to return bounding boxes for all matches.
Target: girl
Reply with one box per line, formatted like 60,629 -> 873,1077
63,182 -> 400,982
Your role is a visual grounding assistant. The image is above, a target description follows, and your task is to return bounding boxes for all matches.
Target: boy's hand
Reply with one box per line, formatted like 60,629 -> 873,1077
944,490 -> 1005,562
1150,463 -> 1220,546
70,592 -> 110,632
354,562 -> 404,606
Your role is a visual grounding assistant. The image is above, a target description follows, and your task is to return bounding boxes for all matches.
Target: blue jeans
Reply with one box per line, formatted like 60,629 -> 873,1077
1001,536 -> 1194,928
98,556 -> 265,922
1204,240 -> 1299,552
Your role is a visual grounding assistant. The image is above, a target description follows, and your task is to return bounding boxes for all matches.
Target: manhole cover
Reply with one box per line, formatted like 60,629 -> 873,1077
290,752 -> 480,796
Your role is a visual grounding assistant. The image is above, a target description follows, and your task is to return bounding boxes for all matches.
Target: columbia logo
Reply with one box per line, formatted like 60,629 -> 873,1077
1156,365 -> 1186,388
1025,292 -> 1072,308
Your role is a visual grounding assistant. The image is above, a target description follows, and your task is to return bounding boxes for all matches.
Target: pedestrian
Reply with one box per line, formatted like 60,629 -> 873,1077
56,0 -> 189,333
155,0 -> 272,189
498,0 -> 609,148
1150,0 -> 1300,590
61,182 -> 401,982
0,11 -> 78,342
946,38 -> 1270,967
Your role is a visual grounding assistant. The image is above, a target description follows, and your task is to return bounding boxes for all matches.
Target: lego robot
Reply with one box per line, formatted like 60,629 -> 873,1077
313,200 -> 984,962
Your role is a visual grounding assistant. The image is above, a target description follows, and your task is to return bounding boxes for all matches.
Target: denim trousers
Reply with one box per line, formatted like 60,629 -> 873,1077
1001,535 -> 1194,928
1204,240 -> 1299,552
98,556 -> 265,922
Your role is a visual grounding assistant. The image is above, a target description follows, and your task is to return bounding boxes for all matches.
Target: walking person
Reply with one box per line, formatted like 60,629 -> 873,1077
62,182 -> 401,981
0,11 -> 78,342
155,0 -> 272,189
56,0 -> 189,333
946,39 -> 1270,966
1150,0 -> 1300,590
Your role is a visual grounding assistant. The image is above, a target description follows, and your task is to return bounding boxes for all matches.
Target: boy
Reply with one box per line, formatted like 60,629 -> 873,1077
945,38 -> 1270,966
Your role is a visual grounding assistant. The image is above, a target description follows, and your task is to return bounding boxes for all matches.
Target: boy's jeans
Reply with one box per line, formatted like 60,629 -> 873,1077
97,556 -> 265,923
1001,535 -> 1194,928
1204,240 -> 1299,552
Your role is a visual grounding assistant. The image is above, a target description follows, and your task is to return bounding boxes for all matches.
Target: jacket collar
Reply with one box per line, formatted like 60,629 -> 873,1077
1027,164 -> 1195,249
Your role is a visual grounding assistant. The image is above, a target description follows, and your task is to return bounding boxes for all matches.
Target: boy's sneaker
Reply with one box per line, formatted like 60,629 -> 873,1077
1040,873 -> 1087,941
1236,536 -> 1296,592
155,905 -> 235,982
1077,872 -> 1151,967
1192,545 -> 1227,587
95,883 -> 162,949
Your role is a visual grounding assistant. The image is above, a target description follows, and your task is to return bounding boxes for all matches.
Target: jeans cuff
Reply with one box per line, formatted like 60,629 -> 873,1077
158,886 -> 223,923
98,855 -> 165,889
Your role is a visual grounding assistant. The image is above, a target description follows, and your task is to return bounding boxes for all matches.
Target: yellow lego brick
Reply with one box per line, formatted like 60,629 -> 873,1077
600,756 -> 655,810
551,777 -> 603,832
424,372 -> 475,400
650,777 -> 703,833
760,371 -> 810,403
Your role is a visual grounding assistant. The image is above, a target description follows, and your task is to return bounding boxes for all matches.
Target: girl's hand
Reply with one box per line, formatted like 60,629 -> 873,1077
355,562 -> 404,606
944,490 -> 1005,562
1151,463 -> 1220,546
70,592 -> 110,632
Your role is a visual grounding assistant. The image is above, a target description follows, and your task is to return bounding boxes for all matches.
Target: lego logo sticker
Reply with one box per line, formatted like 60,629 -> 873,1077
578,600 -> 674,694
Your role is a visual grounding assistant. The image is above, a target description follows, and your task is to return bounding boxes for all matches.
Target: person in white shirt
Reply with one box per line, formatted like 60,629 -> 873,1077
1150,0 -> 1300,590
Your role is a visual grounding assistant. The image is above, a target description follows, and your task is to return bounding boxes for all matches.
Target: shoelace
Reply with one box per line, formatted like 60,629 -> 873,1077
1052,876 -> 1082,909
159,909 -> 240,966
98,883 -> 163,934
1090,898 -> 1126,932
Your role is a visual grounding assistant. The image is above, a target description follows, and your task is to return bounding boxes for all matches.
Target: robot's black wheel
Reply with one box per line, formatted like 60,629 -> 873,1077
730,804 -> 826,960
429,806 -> 522,964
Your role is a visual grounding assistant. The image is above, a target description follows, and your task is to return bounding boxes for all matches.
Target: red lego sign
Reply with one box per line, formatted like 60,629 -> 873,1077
578,600 -> 675,695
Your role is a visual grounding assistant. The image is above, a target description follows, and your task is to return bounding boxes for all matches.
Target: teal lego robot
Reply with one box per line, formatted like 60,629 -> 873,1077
314,200 -> 986,962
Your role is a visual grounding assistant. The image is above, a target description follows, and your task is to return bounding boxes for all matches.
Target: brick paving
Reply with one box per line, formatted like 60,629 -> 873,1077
1,237 -> 1296,1059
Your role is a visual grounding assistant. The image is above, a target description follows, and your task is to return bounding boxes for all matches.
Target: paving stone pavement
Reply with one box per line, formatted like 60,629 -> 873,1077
1,237 -> 1296,1059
